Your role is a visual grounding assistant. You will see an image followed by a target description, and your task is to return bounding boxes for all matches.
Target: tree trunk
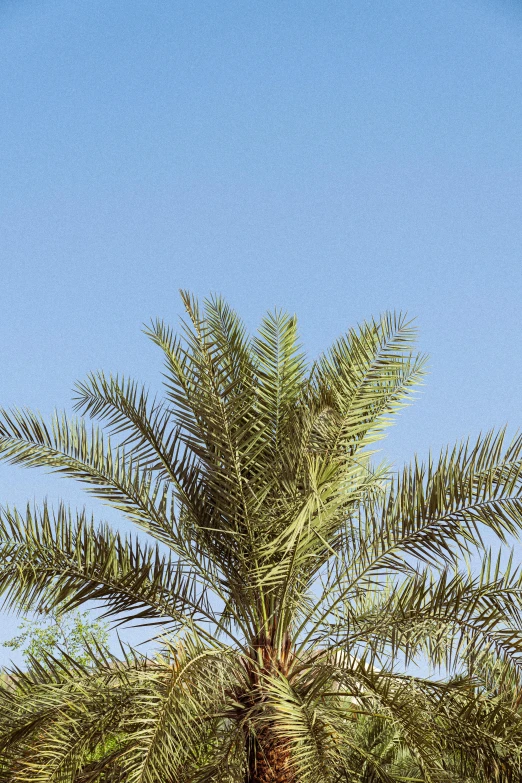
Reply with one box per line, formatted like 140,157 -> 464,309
246,730 -> 296,783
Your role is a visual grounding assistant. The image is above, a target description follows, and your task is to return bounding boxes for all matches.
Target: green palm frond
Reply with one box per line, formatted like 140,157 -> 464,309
312,312 -> 427,455
0,409 -> 177,547
120,636 -> 241,783
73,372 -> 178,477
252,309 -> 307,453
0,504 -> 215,634
380,429 -> 522,558
2,643 -> 161,778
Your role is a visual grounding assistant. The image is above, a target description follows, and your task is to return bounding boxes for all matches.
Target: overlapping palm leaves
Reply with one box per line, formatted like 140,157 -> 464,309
1,292 -> 522,781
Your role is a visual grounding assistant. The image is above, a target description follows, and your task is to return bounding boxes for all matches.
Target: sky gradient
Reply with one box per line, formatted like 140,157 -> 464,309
1,0 -> 521,663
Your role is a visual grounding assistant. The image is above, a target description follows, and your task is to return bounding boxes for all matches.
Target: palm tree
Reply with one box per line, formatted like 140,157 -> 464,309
1,292 -> 522,782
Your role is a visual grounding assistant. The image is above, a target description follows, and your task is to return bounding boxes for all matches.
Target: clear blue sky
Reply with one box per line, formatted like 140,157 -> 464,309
1,0 -> 522,664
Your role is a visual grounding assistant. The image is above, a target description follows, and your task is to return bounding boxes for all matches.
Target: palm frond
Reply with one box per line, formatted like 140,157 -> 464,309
0,503 -> 214,634
73,372 -> 178,478
313,312 -> 426,454
0,409 -> 177,547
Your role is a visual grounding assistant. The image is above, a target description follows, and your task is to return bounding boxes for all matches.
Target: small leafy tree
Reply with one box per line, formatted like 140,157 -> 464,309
2,609 -> 109,667
0,293 -> 522,782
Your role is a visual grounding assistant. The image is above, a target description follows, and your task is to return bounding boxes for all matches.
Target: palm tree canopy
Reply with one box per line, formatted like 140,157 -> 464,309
1,292 -> 522,782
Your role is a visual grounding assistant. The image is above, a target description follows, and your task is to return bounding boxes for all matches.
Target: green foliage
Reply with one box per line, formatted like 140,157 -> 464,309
2,609 -> 109,667
0,292 -> 521,782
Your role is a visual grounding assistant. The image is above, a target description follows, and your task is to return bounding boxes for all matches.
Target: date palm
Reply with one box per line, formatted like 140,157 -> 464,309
1,292 -> 522,782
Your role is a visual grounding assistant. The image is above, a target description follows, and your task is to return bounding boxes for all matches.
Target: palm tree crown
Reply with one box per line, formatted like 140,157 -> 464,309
1,292 -> 522,782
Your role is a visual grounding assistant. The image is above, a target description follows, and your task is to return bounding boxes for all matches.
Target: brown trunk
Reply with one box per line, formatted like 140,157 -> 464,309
243,631 -> 296,782
246,730 -> 296,783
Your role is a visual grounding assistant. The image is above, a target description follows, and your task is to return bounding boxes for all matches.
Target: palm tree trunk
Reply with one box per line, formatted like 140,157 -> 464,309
246,731 -> 295,783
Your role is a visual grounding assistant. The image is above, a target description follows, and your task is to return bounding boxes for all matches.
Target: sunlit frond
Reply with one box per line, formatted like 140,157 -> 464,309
0,504 -> 215,634
0,409 -> 177,547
